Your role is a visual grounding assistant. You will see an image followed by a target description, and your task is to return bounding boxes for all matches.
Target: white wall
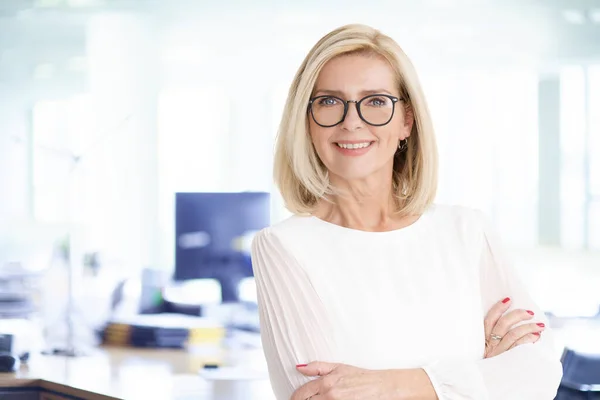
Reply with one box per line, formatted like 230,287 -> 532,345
0,86 -> 30,224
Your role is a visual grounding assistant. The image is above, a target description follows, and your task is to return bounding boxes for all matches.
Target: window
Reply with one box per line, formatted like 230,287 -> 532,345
588,65 -> 600,250
32,95 -> 94,224
157,86 -> 230,269
560,65 -> 600,250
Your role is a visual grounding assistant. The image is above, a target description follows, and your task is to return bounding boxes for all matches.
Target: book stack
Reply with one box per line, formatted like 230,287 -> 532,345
101,313 -> 225,349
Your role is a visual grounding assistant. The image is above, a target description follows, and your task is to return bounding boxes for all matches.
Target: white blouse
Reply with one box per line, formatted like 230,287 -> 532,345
251,204 -> 563,400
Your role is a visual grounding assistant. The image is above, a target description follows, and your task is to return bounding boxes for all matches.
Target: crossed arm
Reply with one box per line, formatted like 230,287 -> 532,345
252,220 -> 563,400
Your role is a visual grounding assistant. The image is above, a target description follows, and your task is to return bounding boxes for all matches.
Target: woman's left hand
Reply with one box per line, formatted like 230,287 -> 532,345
291,362 -> 436,400
483,297 -> 545,358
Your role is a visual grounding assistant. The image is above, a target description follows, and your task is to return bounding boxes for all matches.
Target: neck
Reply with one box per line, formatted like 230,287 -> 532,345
315,172 -> 414,232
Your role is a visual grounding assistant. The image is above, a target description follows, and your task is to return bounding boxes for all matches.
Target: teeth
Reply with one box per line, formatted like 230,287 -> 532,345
336,142 -> 371,149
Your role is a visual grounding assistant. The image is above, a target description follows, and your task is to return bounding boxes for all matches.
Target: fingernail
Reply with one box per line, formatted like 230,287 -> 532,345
296,364 -> 307,368
502,297 -> 510,304
532,332 -> 540,336
537,323 -> 545,328
527,310 -> 535,315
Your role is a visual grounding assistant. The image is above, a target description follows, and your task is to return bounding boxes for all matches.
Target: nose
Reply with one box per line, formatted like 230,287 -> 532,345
341,100 -> 363,131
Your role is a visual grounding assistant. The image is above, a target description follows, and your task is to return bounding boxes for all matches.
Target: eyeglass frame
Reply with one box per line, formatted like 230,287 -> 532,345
308,93 -> 402,128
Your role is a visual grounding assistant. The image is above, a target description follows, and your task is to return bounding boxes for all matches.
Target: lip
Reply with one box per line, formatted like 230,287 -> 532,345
332,140 -> 375,156
333,140 -> 375,144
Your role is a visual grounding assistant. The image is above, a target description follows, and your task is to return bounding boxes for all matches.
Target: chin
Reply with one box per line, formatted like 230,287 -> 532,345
329,167 -> 379,182
320,151 -> 396,184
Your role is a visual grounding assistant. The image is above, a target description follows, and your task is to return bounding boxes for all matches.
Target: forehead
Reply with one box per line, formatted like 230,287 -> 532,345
314,53 -> 396,94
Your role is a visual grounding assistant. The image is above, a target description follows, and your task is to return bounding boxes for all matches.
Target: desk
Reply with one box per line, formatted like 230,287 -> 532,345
0,346 -> 275,400
5,324 -> 594,400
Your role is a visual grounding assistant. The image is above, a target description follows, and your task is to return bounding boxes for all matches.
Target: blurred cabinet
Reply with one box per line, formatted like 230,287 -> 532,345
0,389 -> 39,399
40,391 -> 73,400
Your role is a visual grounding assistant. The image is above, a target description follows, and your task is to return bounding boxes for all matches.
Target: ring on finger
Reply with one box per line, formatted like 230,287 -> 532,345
490,333 -> 502,341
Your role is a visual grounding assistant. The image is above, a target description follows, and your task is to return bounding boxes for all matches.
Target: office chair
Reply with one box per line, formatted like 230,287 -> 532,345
555,348 -> 600,400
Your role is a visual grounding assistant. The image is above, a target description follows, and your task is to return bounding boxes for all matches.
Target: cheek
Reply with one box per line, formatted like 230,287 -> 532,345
376,124 -> 403,146
309,123 -> 329,147
308,120 -> 318,143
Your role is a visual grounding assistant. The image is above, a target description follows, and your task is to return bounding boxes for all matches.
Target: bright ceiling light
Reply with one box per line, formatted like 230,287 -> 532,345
563,9 -> 586,24
589,9 -> 600,24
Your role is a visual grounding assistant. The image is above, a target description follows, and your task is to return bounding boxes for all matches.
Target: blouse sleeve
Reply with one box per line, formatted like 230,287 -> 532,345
251,228 -> 337,400
422,210 -> 563,400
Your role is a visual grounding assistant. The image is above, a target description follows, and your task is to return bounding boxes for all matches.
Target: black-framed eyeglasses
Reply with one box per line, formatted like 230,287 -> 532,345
308,94 -> 401,127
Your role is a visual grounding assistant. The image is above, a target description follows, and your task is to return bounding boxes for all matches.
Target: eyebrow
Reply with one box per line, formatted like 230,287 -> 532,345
313,89 -> 396,97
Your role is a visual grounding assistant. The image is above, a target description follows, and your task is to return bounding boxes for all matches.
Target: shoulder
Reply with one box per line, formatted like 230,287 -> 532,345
252,214 -> 315,251
428,204 -> 499,270
251,215 -> 318,279
428,203 -> 489,237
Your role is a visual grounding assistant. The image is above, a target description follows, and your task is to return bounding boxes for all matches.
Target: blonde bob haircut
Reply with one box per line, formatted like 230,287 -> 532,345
273,24 -> 438,216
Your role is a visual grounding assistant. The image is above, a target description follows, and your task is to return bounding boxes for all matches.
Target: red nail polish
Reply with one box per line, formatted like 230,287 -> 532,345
296,364 -> 307,368
537,323 -> 545,327
502,297 -> 510,304
532,332 -> 540,336
527,310 -> 535,315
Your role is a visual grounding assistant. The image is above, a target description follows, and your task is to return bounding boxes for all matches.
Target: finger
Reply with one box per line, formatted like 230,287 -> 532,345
297,361 -> 339,377
490,322 -> 545,356
491,309 -> 536,338
484,297 -> 512,337
291,379 -> 321,400
509,332 -> 541,350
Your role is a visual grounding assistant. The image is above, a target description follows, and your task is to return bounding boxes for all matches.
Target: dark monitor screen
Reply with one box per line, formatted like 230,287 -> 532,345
174,192 -> 270,300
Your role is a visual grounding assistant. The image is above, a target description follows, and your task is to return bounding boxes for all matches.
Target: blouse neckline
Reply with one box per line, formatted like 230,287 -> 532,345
304,204 -> 437,236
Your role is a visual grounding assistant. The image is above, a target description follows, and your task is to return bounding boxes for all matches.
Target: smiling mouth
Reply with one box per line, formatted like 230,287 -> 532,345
334,141 -> 375,149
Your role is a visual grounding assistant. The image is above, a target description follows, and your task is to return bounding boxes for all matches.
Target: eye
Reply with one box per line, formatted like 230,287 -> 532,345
366,96 -> 389,107
317,96 -> 339,106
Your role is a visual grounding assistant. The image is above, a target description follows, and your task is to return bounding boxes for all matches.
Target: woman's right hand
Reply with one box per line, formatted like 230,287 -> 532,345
483,297 -> 546,359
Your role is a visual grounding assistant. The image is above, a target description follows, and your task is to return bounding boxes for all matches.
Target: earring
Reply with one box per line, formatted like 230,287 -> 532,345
397,139 -> 408,152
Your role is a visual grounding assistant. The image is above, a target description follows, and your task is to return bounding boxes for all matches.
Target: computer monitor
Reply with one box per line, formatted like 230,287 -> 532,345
174,192 -> 270,302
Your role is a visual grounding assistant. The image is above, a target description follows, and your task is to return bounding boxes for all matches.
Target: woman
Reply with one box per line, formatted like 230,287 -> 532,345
252,24 -> 562,400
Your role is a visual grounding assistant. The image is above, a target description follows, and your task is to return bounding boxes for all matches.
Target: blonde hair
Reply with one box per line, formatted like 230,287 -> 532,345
273,24 -> 438,216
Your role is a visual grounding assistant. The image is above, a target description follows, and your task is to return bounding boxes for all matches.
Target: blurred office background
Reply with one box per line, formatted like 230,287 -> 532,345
0,0 -> 599,399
